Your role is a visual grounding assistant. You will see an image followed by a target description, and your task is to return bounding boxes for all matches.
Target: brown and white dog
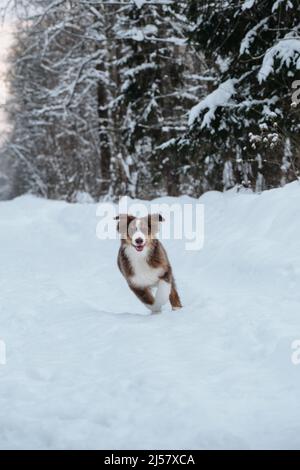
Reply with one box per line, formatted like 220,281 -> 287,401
115,213 -> 182,313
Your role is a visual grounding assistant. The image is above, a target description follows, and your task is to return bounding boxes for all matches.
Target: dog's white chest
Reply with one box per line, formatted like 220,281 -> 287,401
126,247 -> 163,288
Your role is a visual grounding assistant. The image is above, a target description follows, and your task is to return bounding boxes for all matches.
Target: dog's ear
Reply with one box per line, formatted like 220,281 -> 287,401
148,213 -> 165,223
148,213 -> 164,235
114,214 -> 135,234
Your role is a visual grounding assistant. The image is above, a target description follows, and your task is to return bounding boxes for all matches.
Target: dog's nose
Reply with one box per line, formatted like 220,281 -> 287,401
135,238 -> 144,245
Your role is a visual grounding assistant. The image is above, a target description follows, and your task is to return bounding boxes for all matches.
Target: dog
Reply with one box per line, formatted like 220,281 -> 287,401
115,213 -> 182,313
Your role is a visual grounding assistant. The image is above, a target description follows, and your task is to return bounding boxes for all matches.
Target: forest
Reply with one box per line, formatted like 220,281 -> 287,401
0,0 -> 299,201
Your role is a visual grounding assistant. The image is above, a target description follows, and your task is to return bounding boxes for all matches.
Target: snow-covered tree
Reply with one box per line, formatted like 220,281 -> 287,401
109,0 -> 198,198
3,0 -> 298,200
4,0 -> 204,200
5,1 -> 109,200
181,0 -> 300,193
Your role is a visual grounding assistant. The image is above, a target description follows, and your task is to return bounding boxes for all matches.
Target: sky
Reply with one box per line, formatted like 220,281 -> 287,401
0,19 -> 14,143
0,0 -> 36,143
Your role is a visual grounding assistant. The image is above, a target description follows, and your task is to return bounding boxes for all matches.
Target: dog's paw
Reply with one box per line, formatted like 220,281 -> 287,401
151,308 -> 162,314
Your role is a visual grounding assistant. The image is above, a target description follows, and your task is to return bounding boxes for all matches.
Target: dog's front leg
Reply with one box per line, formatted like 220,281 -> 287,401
129,284 -> 156,311
152,280 -> 171,313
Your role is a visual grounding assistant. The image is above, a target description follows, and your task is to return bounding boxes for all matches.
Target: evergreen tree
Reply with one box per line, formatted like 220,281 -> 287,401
110,0 -> 198,198
181,0 -> 300,193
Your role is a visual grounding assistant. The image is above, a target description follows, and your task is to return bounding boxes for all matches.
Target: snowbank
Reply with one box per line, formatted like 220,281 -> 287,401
1,182 -> 300,449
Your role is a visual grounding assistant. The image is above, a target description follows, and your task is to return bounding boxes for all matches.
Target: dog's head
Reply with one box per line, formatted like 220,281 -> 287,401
115,214 -> 165,253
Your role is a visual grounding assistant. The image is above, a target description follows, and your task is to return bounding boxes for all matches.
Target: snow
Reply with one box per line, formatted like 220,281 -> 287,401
133,0 -> 147,7
240,19 -> 268,55
272,0 -> 293,11
258,36 -> 300,83
118,25 -> 186,46
1,183 -> 300,449
188,79 -> 236,128
241,0 -> 255,10
133,0 -> 173,6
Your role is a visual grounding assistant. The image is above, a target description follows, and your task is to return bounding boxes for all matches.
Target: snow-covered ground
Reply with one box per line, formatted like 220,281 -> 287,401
1,182 -> 300,449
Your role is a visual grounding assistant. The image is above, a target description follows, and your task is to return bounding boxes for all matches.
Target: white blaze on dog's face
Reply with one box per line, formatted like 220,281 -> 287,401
130,219 -> 146,252
115,214 -> 165,253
